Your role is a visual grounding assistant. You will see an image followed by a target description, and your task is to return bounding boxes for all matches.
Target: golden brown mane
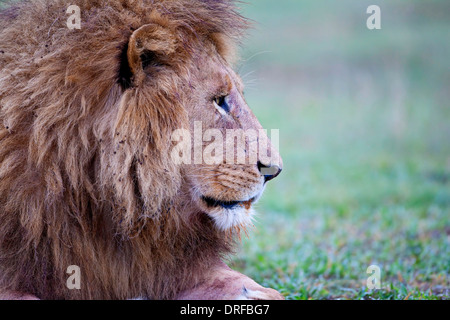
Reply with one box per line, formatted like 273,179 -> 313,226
0,0 -> 249,299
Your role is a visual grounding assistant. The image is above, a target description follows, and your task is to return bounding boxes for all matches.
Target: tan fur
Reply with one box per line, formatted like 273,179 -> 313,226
0,0 -> 283,300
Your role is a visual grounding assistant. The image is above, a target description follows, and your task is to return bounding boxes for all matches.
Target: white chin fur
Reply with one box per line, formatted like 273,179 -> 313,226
209,206 -> 255,231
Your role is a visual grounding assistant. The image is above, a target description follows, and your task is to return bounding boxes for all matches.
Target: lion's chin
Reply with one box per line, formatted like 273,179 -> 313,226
199,195 -> 259,232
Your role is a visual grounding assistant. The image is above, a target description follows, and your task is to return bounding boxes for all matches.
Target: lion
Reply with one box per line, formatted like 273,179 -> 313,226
0,0 -> 283,300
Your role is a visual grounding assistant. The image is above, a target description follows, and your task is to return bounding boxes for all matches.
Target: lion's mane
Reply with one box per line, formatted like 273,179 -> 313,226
0,0 -> 247,299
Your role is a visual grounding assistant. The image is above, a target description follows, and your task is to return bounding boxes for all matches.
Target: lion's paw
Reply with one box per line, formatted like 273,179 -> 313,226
235,286 -> 284,300
0,291 -> 39,300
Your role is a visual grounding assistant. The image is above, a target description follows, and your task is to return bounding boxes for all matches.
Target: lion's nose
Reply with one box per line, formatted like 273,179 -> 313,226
257,161 -> 282,183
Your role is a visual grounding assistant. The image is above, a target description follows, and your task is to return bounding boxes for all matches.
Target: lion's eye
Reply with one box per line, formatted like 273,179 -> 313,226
213,95 -> 230,115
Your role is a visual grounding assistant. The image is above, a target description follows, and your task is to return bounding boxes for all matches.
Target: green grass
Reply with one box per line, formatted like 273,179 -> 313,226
228,0 -> 450,300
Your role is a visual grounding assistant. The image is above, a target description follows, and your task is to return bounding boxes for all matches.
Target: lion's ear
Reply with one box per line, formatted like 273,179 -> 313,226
123,23 -> 177,86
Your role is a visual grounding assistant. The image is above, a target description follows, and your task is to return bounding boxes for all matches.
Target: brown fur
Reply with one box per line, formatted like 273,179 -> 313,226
0,0 -> 283,300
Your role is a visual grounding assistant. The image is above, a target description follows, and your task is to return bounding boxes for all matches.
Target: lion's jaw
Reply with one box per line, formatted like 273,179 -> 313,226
195,179 -> 265,232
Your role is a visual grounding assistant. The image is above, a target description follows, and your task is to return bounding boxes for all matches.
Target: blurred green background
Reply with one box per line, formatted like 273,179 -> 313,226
230,0 -> 450,299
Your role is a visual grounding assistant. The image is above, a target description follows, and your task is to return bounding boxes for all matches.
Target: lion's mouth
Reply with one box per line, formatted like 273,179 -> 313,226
201,196 -> 256,210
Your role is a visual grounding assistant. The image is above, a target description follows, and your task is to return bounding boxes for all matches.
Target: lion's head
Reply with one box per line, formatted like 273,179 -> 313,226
0,0 -> 282,299
111,7 -> 283,235
177,47 -> 283,233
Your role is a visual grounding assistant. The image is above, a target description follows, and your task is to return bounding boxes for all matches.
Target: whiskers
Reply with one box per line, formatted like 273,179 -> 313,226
237,50 -> 272,93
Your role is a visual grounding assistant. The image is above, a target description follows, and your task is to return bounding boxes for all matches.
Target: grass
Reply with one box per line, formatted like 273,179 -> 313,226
228,0 -> 450,300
